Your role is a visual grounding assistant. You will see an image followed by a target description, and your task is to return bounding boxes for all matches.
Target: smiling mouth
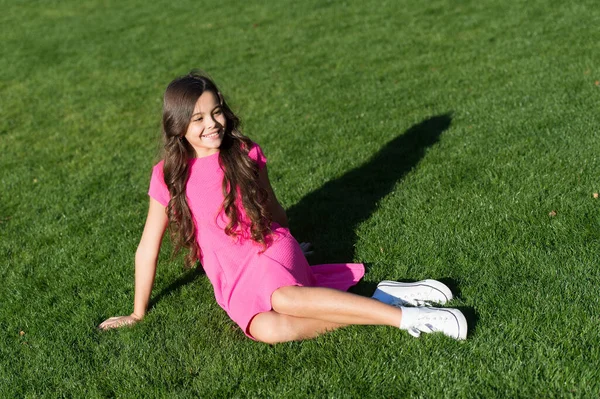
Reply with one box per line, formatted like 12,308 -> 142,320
202,130 -> 221,139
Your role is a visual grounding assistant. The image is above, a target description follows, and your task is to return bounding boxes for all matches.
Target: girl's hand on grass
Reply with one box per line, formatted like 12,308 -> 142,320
98,314 -> 142,330
299,242 -> 314,256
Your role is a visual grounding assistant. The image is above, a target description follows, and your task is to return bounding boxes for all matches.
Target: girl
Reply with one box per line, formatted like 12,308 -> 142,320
99,72 -> 467,343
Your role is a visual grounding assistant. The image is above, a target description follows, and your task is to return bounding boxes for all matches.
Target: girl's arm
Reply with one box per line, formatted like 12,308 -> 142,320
258,166 -> 288,228
132,197 -> 168,317
99,197 -> 168,330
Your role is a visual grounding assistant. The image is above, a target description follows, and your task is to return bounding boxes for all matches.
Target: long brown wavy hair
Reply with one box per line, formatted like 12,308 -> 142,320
161,71 -> 271,268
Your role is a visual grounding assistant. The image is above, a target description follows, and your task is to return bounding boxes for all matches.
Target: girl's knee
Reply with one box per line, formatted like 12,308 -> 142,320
271,285 -> 303,314
249,311 -> 298,344
252,328 -> 283,345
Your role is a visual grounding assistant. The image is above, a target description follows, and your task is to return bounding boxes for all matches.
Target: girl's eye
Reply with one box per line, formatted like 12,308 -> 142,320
214,109 -> 222,115
195,117 -> 203,122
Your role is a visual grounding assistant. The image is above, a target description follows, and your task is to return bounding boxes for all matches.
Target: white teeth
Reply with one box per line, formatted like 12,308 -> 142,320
203,132 -> 220,139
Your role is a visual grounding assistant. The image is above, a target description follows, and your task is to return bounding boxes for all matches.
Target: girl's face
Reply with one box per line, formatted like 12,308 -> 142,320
185,91 -> 226,158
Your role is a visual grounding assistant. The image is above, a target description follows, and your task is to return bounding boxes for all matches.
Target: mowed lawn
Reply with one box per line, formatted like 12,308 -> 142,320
1,0 -> 600,396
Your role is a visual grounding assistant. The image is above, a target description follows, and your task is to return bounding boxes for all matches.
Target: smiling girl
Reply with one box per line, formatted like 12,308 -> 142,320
99,71 -> 467,343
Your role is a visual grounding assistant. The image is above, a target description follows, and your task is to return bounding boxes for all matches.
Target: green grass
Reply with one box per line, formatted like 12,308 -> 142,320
2,0 -> 600,396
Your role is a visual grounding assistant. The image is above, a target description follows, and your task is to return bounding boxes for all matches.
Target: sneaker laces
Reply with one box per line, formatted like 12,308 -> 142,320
390,298 -> 433,308
406,311 -> 452,338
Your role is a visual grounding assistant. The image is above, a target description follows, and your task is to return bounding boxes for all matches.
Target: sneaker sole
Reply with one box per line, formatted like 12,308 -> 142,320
376,279 -> 453,305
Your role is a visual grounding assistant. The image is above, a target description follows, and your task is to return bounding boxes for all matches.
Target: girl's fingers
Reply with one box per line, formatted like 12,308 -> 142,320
100,317 -> 120,326
99,316 -> 134,330
99,321 -> 114,329
100,321 -> 121,330
99,318 -> 117,328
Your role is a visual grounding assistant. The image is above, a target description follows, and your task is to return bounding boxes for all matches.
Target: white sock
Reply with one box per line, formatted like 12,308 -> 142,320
399,306 -> 420,329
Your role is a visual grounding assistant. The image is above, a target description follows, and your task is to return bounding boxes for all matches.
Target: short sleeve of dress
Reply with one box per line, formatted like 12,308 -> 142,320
148,161 -> 170,207
248,142 -> 267,170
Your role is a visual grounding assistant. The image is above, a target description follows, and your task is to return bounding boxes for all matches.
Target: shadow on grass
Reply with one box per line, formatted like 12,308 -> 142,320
292,113 -> 479,333
456,306 -> 479,338
287,113 -> 453,264
147,265 -> 205,311
438,277 -> 461,299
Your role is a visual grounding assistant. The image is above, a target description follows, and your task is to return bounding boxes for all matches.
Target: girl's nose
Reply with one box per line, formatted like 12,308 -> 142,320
208,115 -> 221,128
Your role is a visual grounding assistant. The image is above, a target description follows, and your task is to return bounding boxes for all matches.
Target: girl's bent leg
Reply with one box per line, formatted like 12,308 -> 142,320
249,311 -> 345,344
271,285 -> 403,327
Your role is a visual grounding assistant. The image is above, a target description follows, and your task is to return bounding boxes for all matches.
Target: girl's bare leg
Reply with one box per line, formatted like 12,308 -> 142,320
249,286 -> 404,343
272,285 -> 403,326
249,311 -> 345,344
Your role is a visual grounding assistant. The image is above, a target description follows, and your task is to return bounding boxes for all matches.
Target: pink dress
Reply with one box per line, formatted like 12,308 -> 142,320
148,143 -> 365,338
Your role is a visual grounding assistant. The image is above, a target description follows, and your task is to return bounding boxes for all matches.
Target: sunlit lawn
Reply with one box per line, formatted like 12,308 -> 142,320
1,0 -> 600,396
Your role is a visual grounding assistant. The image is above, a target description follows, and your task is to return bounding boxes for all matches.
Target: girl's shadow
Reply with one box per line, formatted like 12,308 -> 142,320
285,114 -> 479,334
287,113 -> 453,264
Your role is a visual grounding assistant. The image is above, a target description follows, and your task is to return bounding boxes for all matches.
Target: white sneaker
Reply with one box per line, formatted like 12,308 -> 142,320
372,279 -> 453,307
404,307 -> 468,340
